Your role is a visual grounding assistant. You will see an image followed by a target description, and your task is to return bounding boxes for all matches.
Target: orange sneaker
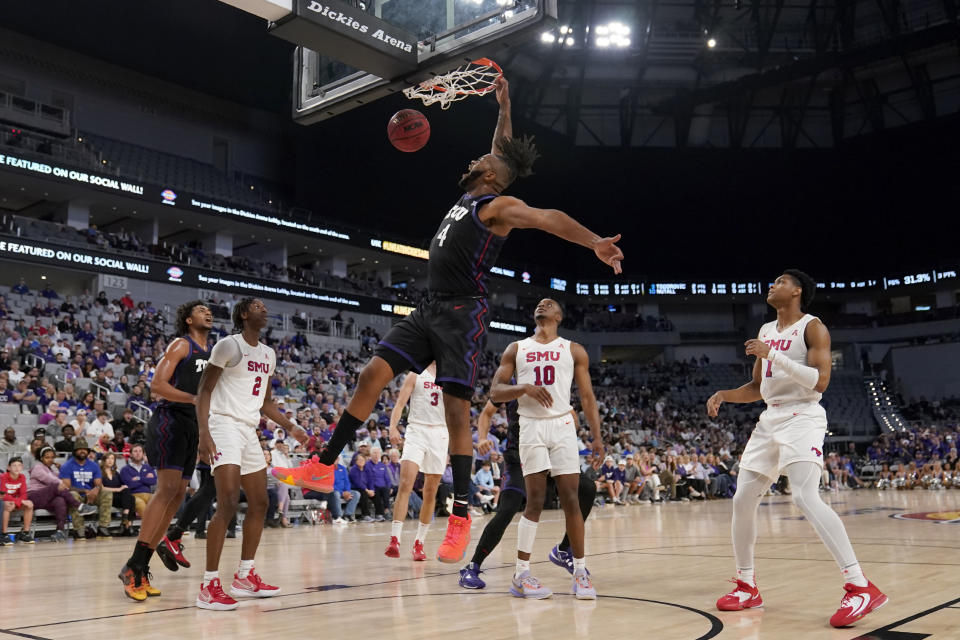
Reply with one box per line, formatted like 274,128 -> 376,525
436,514 -> 471,564
271,455 -> 335,493
118,564 -> 147,602
140,569 -> 161,597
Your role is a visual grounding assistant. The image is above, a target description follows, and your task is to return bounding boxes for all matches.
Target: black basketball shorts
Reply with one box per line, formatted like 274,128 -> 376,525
374,296 -> 489,401
145,406 -> 199,479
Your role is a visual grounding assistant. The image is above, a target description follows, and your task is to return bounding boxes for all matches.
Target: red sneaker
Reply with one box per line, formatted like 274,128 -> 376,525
196,578 -> 239,610
716,579 -> 763,611
830,581 -> 888,627
385,536 -> 400,558
230,569 -> 281,598
271,455 -> 335,493
157,536 -> 190,569
436,514 -> 471,564
412,540 -> 426,561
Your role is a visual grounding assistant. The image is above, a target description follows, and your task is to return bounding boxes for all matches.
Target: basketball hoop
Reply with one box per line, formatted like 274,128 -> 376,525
403,58 -> 503,109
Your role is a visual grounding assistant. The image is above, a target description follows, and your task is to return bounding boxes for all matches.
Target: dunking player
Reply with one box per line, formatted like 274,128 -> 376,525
384,362 -> 446,560
119,300 -> 212,601
273,74 -> 623,562
194,298 -> 307,610
458,396 -> 596,589
707,270 -> 888,627
489,299 -> 603,599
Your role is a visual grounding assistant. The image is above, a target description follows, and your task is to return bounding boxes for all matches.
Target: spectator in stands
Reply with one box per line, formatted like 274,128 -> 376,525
60,438 -> 103,540
472,461 -> 497,511
367,448 -> 390,522
71,408 -> 91,436
120,291 -> 134,311
54,422 -> 75,453
11,278 -> 29,295
40,284 -> 58,299
598,456 -> 624,505
621,457 -> 641,503
0,427 -> 26,457
100,452 -> 135,537
13,379 -> 40,411
1,457 -> 34,544
119,444 -> 156,516
39,400 -> 60,426
21,437 -> 45,471
7,360 -> 24,386
52,338 -> 70,361
86,411 -> 114,441
28,446 -> 90,541
349,453 -> 375,522
0,377 -> 15,402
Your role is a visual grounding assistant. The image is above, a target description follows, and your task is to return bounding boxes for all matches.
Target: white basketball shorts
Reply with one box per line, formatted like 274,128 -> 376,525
209,414 -> 267,476
739,402 -> 827,481
401,423 -> 449,476
518,414 -> 580,477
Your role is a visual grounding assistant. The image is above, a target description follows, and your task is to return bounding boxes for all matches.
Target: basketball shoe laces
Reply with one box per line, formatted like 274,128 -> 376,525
207,578 -> 230,600
441,517 -> 467,547
575,572 -> 592,589
522,574 -> 544,589
726,578 -> 753,600
838,583 -> 862,609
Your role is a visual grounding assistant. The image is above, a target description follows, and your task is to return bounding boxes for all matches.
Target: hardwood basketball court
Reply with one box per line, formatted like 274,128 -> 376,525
1,490 -> 957,639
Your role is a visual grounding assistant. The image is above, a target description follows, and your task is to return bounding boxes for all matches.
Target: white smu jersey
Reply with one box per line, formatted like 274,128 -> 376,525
516,336 -> 575,419
408,368 -> 446,427
758,314 -> 822,406
208,334 -> 276,427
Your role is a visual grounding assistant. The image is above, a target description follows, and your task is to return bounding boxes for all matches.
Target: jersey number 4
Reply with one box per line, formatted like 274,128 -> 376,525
252,376 -> 263,396
533,365 -> 555,386
436,223 -> 451,247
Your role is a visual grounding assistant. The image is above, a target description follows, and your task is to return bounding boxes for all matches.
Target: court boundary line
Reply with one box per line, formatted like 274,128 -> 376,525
853,595 -> 960,639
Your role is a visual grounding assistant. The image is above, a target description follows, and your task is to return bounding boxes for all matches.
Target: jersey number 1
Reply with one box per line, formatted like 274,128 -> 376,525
765,361 -> 773,378
252,376 -> 262,396
533,365 -> 555,386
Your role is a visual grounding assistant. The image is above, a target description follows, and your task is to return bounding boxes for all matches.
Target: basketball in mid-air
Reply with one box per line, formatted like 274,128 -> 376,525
387,109 -> 430,152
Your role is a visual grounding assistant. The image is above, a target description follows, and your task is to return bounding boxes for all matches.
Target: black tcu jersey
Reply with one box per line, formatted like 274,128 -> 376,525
428,193 -> 506,296
374,193 -> 507,399
146,335 -> 210,478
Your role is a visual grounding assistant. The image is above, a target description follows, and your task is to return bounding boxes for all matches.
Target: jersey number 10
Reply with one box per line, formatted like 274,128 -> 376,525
533,365 -> 555,386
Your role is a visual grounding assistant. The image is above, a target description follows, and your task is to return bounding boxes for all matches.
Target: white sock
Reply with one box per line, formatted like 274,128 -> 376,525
415,521 -> 430,544
391,521 -> 403,541
237,559 -> 254,579
515,559 -> 530,578
573,557 -> 586,573
842,563 -> 868,587
737,567 -> 755,587
203,570 -> 218,587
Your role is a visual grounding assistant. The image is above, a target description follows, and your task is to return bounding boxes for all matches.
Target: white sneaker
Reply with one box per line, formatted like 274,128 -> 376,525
331,517 -> 345,524
479,494 -> 494,504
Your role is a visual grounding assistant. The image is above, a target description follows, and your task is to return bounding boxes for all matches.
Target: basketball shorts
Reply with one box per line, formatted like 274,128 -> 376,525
518,414 -> 580,477
145,405 -> 198,480
401,423 -> 449,475
500,447 -> 525,498
739,402 -> 827,481
208,414 -> 267,476
374,296 -> 489,401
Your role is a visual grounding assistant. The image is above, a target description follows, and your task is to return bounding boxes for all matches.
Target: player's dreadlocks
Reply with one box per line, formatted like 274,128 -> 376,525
495,135 -> 540,185
175,300 -> 207,336
232,297 -> 257,333
783,268 -> 816,310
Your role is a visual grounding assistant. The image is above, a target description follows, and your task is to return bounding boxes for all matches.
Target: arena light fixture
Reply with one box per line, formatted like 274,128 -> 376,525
707,37 -> 717,48
541,32 -> 556,43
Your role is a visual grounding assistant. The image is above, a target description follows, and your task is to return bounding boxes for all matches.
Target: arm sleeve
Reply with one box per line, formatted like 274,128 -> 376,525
208,337 -> 243,369
768,351 -> 819,390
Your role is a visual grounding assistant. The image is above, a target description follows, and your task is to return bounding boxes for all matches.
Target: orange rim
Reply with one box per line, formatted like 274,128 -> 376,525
429,58 -> 502,95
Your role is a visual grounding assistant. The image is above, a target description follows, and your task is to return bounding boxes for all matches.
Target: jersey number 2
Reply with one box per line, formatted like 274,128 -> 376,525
533,365 -> 555,386
252,376 -> 263,396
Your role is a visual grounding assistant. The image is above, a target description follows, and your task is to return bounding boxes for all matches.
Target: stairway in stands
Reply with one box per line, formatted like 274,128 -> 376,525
864,377 -> 907,433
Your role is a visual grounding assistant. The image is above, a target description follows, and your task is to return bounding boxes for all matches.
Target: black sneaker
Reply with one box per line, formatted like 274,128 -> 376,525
69,529 -> 85,541
226,529 -> 236,538
96,526 -> 112,539
194,530 -> 207,539
1,534 -> 13,546
155,538 -> 180,572
16,531 -> 35,544
50,530 -> 67,542
84,526 -> 97,540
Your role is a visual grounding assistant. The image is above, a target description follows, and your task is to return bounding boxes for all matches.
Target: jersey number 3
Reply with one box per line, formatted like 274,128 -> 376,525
252,376 -> 263,396
430,391 -> 439,406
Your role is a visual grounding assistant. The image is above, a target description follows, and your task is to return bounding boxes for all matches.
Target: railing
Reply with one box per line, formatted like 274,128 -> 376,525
129,401 -> 152,424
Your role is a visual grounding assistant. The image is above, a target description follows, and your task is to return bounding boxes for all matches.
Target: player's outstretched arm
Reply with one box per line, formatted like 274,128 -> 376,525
485,198 -> 623,274
706,358 -> 763,417
490,76 -> 511,154
260,383 -> 308,445
572,343 -> 603,457
150,338 -> 198,404
389,373 -> 418,444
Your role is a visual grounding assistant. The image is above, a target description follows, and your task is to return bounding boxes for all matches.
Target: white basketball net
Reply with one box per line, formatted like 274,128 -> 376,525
403,58 -> 502,109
